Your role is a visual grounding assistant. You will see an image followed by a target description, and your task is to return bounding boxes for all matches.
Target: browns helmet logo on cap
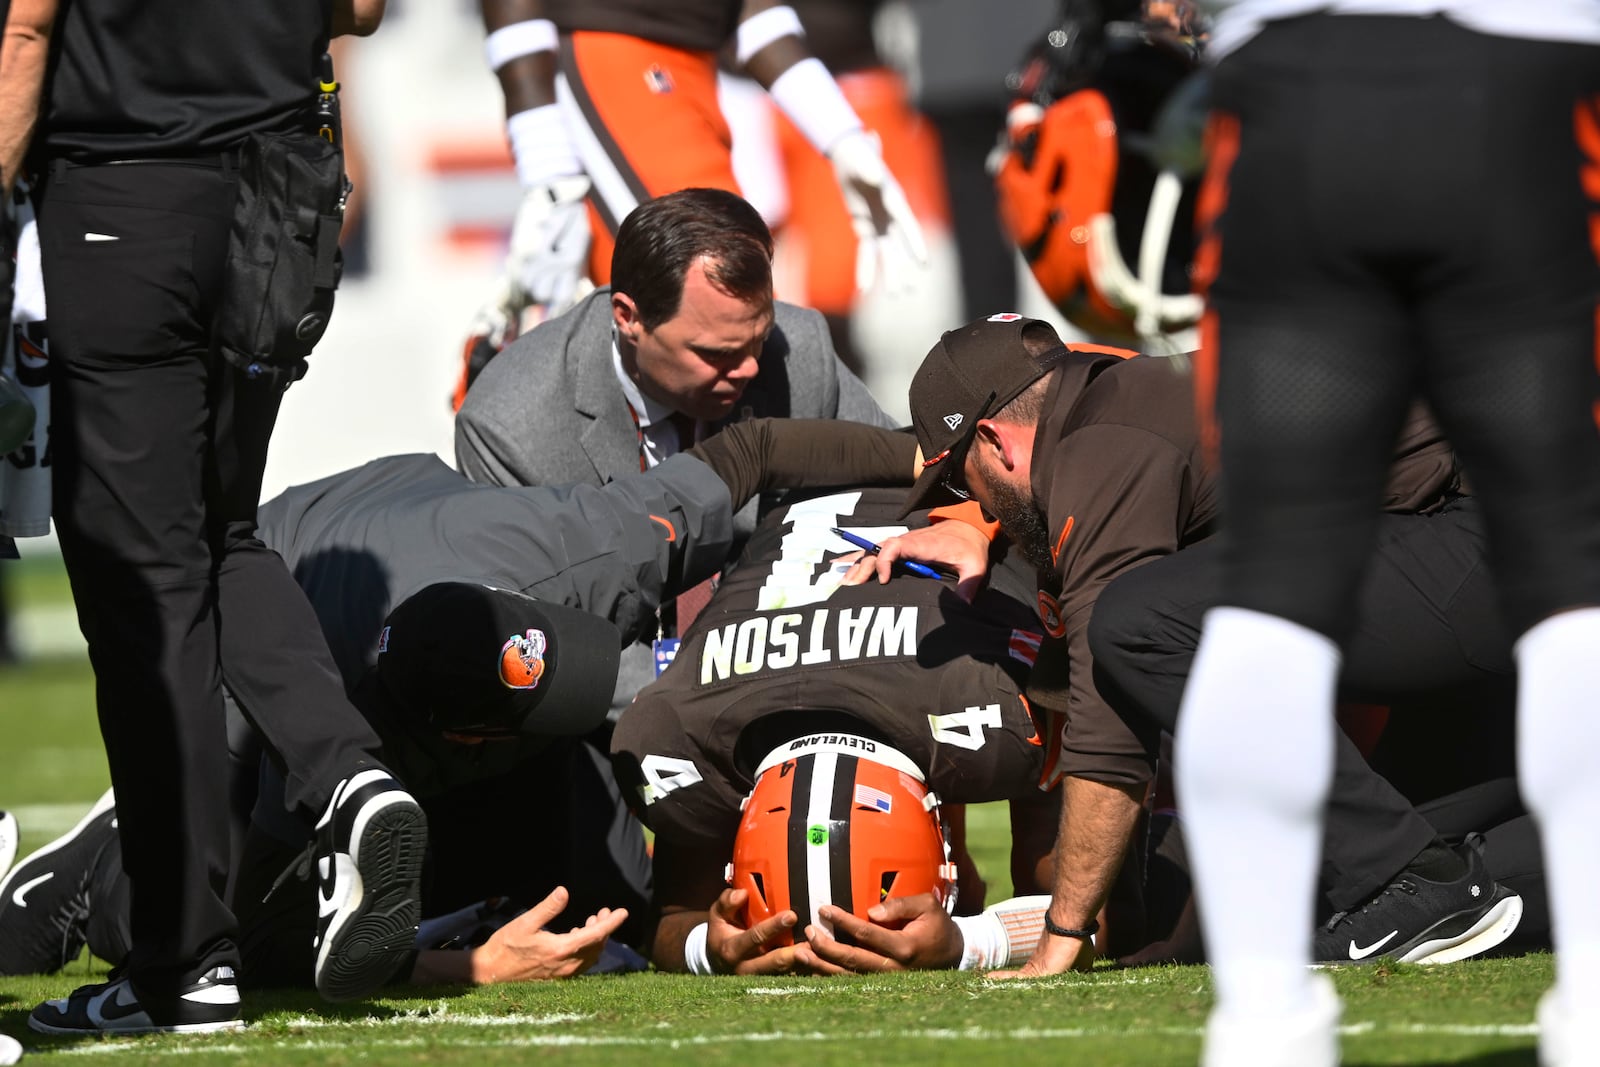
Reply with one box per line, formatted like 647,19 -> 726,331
499,628 -> 549,690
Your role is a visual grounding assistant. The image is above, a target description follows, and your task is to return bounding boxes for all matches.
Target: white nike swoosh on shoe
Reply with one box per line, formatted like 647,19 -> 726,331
13,872 -> 53,907
1348,930 -> 1400,960
88,981 -> 146,1026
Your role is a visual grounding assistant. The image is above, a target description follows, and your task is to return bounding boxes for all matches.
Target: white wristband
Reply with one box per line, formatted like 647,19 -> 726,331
684,921 -> 716,975
952,912 -> 1000,971
507,105 -> 580,189
736,5 -> 804,66
485,19 -> 558,72
952,896 -> 1052,970
765,57 -> 863,156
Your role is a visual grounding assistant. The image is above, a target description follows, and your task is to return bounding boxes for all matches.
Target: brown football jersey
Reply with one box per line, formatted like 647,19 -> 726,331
612,487 -> 1048,848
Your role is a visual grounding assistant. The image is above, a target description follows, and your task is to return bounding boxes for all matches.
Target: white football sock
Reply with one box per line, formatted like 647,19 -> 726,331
1516,607 -> 1600,1017
1175,606 -> 1341,1019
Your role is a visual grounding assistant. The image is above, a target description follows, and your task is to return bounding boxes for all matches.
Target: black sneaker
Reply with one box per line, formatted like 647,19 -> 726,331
0,789 -> 117,975
1314,837 -> 1523,965
312,769 -> 426,1002
28,966 -> 242,1035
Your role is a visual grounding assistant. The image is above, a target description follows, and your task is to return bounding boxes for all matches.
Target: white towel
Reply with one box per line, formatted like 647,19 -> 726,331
0,189 -> 51,539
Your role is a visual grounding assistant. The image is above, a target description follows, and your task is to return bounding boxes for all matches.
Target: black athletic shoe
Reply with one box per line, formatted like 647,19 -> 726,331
0,790 -> 117,975
1313,837 -> 1523,965
28,966 -> 242,1035
311,769 -> 426,1002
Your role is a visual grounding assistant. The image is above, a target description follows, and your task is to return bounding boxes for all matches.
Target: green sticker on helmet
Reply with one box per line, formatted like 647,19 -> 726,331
807,824 -> 828,846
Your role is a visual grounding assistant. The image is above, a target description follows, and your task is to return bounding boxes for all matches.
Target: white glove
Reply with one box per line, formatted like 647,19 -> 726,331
827,130 -> 929,297
504,173 -> 593,314
454,266 -> 595,410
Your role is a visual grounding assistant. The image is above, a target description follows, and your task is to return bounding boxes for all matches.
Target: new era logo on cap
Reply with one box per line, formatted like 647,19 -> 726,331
903,315 -> 1067,515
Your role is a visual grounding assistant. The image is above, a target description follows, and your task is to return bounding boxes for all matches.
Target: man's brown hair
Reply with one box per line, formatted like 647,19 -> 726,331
611,188 -> 774,330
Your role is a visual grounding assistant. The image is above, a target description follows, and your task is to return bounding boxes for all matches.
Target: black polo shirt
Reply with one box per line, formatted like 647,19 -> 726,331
41,0 -> 331,160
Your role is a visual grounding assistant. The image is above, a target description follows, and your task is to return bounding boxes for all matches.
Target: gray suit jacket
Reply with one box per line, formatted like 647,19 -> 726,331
454,288 -> 897,489
454,288 -> 897,711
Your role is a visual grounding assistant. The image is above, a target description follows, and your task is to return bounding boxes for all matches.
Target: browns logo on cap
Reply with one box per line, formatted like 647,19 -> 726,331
499,628 -> 548,690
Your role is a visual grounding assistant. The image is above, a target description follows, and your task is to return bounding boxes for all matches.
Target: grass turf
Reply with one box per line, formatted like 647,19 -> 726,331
0,557 -> 1553,1064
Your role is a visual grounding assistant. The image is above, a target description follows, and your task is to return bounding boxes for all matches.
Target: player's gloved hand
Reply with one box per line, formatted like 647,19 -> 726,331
506,173 -> 593,313
453,272 -> 520,411
465,886 -> 629,983
792,895 -> 963,974
827,129 -> 928,297
707,887 -> 800,974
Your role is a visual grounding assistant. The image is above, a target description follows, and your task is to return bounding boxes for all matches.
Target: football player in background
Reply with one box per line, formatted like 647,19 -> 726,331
458,0 -> 926,394
732,0 -> 952,375
992,0 -> 1208,354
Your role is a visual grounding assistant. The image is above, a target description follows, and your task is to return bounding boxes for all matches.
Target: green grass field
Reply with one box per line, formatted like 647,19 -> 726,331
0,554 -> 1555,1064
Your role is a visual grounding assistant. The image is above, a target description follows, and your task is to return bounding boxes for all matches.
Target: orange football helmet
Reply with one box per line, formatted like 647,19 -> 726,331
994,15 -> 1207,352
727,733 -> 957,944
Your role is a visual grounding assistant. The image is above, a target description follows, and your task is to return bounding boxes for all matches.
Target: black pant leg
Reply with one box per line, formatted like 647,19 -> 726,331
209,389 -> 386,823
37,161 -> 242,992
1091,540 -> 1440,911
1417,780 -> 1548,949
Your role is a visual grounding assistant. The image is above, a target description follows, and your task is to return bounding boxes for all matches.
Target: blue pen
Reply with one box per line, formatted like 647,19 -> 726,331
829,527 -> 945,580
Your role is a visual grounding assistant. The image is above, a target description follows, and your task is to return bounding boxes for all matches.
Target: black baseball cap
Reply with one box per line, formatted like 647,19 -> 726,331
903,314 -> 1069,514
375,582 -> 622,739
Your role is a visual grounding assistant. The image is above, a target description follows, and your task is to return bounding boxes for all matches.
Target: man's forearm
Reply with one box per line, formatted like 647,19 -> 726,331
331,0 -> 385,36
410,948 -> 477,985
688,418 -> 916,512
1048,774 -> 1146,931
0,0 -> 56,197
653,909 -> 707,973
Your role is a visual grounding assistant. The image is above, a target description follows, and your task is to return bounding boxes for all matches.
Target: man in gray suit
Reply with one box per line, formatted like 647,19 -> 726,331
455,187 -> 897,489
456,187 -> 898,708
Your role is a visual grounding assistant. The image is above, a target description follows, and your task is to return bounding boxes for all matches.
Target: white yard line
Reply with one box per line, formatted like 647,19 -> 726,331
50,1019 -> 1545,1056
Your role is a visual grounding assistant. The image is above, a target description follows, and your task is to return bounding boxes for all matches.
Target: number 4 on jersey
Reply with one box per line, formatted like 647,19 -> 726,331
928,703 -> 1002,751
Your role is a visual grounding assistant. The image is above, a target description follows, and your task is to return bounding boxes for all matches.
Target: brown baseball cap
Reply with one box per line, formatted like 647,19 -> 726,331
903,314 -> 1070,514
375,582 -> 622,739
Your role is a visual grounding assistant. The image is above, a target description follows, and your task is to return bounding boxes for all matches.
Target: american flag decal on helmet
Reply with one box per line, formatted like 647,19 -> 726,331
853,783 -> 893,813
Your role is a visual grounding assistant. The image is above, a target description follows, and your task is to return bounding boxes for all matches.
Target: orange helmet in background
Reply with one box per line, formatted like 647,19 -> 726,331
727,733 -> 957,944
994,8 -> 1207,352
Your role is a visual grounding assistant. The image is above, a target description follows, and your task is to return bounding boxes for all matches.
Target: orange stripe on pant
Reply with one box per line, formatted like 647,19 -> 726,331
1575,95 -> 1600,430
1191,110 -> 1241,470
773,68 -> 950,316
562,32 -> 741,286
